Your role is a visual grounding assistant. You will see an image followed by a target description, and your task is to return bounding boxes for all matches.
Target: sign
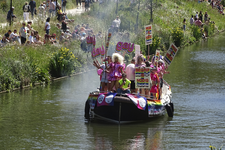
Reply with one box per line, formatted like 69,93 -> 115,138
135,67 -> 151,89
135,44 -> 140,63
163,43 -> 179,66
115,42 -> 134,53
91,46 -> 105,58
155,50 -> 160,62
86,36 -> 96,46
145,25 -> 152,45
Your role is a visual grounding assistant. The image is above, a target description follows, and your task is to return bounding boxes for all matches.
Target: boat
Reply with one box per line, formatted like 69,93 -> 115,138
84,80 -> 174,124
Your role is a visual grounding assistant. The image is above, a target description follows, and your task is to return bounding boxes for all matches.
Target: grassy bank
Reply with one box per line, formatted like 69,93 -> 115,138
0,0 -> 225,92
0,0 -> 77,23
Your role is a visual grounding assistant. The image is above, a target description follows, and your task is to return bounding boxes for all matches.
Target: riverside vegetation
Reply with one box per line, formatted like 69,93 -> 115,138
0,0 -> 225,92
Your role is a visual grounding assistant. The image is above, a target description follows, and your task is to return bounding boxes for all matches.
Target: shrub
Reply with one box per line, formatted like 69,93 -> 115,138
48,47 -> 79,77
191,25 -> 202,41
171,27 -> 184,47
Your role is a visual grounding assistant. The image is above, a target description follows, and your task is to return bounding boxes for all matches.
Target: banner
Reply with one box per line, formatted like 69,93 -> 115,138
145,25 -> 152,45
127,94 -> 147,110
91,46 -> 105,59
163,43 -> 178,66
147,100 -> 164,116
135,67 -> 151,89
135,44 -> 140,62
97,93 -> 117,107
86,36 -> 96,46
115,42 -> 134,53
155,50 -> 160,62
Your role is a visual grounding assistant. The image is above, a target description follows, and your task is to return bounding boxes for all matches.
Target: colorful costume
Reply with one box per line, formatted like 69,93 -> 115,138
108,62 -> 124,81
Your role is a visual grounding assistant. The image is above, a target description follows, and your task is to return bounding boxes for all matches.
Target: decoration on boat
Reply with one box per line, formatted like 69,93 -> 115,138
145,25 -> 152,45
97,93 -> 117,107
115,42 -> 134,53
163,43 -> 179,66
147,100 -> 164,116
127,94 -> 147,110
87,94 -> 98,109
135,67 -> 152,88
91,46 -> 105,59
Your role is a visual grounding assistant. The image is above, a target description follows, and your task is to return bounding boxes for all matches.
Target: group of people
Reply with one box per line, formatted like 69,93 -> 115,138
209,0 -> 224,15
93,53 -> 170,100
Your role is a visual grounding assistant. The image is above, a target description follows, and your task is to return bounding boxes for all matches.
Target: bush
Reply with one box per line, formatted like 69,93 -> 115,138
49,47 -> 79,77
191,25 -> 202,41
171,27 -> 184,47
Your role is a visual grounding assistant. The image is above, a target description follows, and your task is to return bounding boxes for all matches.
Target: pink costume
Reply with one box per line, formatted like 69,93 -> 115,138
150,73 -> 158,93
108,62 -> 124,81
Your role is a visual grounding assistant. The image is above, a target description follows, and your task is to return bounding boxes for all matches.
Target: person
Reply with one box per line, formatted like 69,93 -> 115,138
34,31 -> 43,45
190,15 -> 194,25
45,17 -> 51,35
125,58 -> 135,93
46,0 -> 50,17
9,29 -> 21,44
50,33 -> 57,44
29,0 -> 36,20
19,23 -> 28,45
57,6 -> 63,21
204,11 -> 208,22
195,12 -> 198,19
183,18 -> 186,31
199,11 -> 203,22
7,7 -> 16,24
117,73 -> 131,94
49,0 -> 56,17
23,2 -> 30,21
80,32 -> 87,51
85,0 -> 89,11
28,31 -> 35,44
4,30 -> 12,41
61,16 -> 68,32
135,55 -> 146,95
64,29 -> 72,39
195,18 -> 202,27
77,0 -> 82,8
150,68 -> 159,99
38,3 -> 45,20
112,16 -> 121,32
62,0 -> 67,12
108,53 -> 124,92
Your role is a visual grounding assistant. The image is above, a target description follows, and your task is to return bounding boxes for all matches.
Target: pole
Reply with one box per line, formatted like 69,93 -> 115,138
10,0 -> 12,26
150,0 -> 153,23
116,0 -> 118,15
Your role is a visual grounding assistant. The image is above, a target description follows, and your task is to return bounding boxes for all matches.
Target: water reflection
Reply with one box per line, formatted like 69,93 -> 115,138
86,117 -> 170,150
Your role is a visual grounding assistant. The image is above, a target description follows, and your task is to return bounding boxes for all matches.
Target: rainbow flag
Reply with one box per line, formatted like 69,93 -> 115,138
147,100 -> 163,116
88,94 -> 98,109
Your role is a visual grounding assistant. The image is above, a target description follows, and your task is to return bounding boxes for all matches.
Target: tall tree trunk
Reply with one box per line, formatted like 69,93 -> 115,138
136,0 -> 140,31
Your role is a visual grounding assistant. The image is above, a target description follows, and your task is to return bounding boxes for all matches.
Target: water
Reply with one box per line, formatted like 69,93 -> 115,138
1,33 -> 225,149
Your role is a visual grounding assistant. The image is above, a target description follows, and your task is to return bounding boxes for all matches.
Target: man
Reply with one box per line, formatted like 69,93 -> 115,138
112,16 -> 121,32
190,15 -> 194,25
38,3 -> 45,20
117,73 -> 131,94
125,58 -> 135,93
9,29 -> 21,44
7,7 -> 16,24
23,2 -> 30,21
29,0 -> 36,20
19,23 -> 28,45
49,0 -> 56,17
4,30 -> 12,41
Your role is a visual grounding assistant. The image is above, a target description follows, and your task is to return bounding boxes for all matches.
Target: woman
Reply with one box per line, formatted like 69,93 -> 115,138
135,55 -> 146,95
45,17 -> 51,35
108,53 -> 124,92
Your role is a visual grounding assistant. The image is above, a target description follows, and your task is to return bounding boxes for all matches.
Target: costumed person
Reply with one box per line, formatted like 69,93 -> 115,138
108,53 -> 124,92
150,67 -> 160,100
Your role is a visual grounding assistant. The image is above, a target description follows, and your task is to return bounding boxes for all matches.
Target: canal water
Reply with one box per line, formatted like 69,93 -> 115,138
1,33 -> 225,149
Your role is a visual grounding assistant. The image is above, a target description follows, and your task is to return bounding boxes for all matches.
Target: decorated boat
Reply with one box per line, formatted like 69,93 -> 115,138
84,81 -> 174,124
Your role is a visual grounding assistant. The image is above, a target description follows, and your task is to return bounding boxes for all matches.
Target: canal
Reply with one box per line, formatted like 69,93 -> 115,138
1,33 -> 225,149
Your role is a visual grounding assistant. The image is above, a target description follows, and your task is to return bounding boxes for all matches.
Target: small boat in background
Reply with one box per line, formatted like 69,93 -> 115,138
84,81 -> 174,124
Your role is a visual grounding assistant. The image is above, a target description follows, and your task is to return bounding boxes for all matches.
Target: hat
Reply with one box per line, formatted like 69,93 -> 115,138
158,59 -> 164,64
12,6 -> 15,9
66,29 -> 70,32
